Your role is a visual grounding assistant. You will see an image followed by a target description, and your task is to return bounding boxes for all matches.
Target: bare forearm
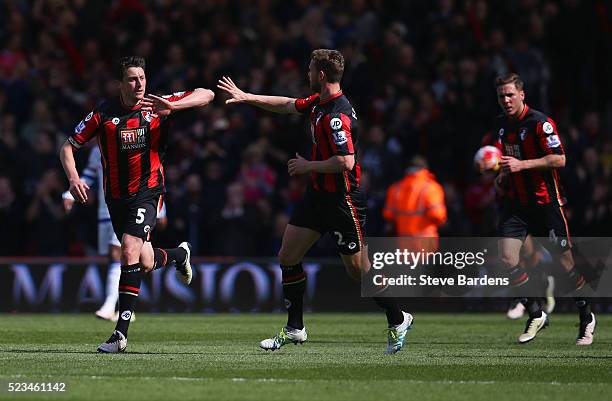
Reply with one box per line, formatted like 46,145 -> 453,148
59,141 -> 80,182
172,88 -> 215,111
521,155 -> 565,170
308,156 -> 352,174
244,93 -> 297,114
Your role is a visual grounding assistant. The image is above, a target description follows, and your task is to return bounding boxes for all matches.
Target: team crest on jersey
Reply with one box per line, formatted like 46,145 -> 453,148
119,127 -> 147,150
142,110 -> 153,122
543,122 -> 554,134
85,111 -> 94,121
498,128 -> 505,137
519,128 -> 527,141
112,117 -> 120,125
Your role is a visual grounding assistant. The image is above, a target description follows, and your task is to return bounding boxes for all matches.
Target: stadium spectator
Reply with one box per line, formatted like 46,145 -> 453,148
0,176 -> 24,255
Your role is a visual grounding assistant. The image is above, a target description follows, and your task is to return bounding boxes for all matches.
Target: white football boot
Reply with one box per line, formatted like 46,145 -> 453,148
97,330 -> 127,353
576,313 -> 596,346
518,312 -> 548,344
260,326 -> 307,351
176,242 -> 193,285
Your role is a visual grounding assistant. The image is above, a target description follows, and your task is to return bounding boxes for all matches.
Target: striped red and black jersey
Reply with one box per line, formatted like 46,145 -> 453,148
295,91 -> 360,193
493,105 -> 567,206
68,91 -> 193,201
480,130 -> 502,151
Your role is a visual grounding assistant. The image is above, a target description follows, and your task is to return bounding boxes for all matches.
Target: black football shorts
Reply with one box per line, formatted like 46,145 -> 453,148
107,194 -> 163,242
498,201 -> 572,254
289,188 -> 366,255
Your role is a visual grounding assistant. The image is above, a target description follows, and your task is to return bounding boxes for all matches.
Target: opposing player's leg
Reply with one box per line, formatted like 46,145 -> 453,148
260,224 -> 320,351
95,225 -> 122,321
505,238 -> 526,320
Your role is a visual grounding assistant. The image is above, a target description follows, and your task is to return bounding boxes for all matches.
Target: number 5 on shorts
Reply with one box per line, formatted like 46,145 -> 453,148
136,208 -> 146,224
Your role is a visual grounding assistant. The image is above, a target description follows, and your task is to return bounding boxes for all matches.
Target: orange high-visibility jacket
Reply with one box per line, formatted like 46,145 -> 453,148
383,169 -> 447,237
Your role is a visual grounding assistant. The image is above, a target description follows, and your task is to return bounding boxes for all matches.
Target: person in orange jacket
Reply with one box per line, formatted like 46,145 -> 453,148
383,156 -> 447,251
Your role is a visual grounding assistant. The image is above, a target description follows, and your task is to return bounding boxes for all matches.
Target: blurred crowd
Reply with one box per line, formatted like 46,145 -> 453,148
0,0 -> 610,256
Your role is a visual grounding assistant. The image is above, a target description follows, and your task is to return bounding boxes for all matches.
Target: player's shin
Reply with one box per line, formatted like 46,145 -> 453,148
115,263 -> 142,337
373,297 -> 403,326
575,297 -> 592,321
281,263 -> 306,330
505,264 -> 529,287
520,297 -> 542,319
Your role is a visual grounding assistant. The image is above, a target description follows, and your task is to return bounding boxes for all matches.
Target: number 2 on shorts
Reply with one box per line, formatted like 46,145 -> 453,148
334,231 -> 346,246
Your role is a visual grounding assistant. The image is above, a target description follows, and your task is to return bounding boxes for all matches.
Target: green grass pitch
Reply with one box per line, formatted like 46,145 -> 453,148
1,313 -> 611,401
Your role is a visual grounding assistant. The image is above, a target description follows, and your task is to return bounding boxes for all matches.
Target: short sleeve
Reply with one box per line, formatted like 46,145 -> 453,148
68,109 -> 101,149
324,112 -> 354,156
536,118 -> 564,155
294,93 -> 320,114
161,91 -> 194,102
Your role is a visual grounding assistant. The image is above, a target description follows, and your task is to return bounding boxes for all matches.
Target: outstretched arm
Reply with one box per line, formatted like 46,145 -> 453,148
142,88 -> 215,117
217,76 -> 298,114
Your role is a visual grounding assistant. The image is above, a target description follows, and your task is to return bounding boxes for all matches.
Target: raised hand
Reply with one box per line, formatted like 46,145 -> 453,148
141,94 -> 174,117
217,76 -> 249,104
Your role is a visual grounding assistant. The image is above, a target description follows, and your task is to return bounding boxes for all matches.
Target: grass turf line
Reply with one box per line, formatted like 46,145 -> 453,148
0,313 -> 611,401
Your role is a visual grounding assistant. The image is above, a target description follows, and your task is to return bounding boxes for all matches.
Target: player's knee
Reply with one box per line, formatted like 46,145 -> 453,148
344,256 -> 368,282
558,251 -> 575,272
500,254 -> 519,269
140,258 -> 154,272
278,248 -> 301,266
121,245 -> 141,264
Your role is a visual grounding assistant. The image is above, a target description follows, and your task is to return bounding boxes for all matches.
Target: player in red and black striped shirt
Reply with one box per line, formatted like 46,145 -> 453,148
218,49 -> 412,354
493,73 -> 595,345
59,56 -> 214,352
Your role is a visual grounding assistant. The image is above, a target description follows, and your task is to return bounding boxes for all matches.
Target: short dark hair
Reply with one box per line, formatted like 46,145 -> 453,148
310,49 -> 344,83
495,73 -> 524,91
115,56 -> 146,80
